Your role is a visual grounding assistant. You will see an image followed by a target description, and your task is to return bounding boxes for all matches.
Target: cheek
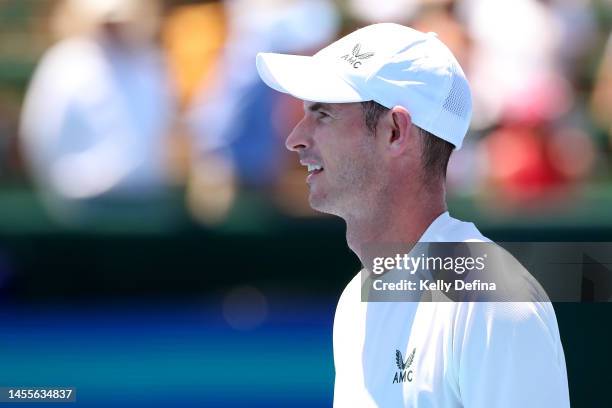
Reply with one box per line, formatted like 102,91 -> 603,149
313,120 -> 378,179
332,141 -> 378,185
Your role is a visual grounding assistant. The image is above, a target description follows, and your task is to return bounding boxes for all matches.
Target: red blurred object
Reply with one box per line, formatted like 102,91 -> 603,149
484,125 -> 567,202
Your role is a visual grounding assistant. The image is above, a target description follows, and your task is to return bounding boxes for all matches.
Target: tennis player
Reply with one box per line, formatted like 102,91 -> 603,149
256,23 -> 570,407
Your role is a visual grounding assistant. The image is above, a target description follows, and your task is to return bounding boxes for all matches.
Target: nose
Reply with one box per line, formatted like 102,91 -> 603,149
285,117 -> 311,152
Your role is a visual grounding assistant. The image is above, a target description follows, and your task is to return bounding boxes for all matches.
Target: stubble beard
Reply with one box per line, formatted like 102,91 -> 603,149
308,154 -> 382,220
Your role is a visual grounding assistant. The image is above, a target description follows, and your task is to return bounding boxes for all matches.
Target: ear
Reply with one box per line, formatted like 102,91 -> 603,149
380,106 -> 413,157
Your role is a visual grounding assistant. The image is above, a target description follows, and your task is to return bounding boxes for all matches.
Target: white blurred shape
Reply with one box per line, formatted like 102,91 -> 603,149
20,37 -> 174,201
68,0 -> 139,23
346,0 -> 420,24
458,0 -> 562,128
228,0 -> 340,53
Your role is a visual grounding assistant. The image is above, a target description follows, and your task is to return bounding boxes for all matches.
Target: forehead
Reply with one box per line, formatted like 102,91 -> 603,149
303,101 -> 362,115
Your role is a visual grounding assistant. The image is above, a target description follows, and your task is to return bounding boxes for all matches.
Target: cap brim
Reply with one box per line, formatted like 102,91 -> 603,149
256,52 -> 368,103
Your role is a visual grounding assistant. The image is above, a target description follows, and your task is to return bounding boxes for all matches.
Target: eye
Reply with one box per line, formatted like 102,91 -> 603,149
317,110 -> 330,120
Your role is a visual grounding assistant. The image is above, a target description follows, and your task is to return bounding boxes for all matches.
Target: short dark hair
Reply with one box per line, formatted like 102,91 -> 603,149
360,101 -> 454,179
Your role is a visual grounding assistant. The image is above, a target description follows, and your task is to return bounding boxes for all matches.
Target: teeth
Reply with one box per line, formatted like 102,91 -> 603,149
307,164 -> 323,172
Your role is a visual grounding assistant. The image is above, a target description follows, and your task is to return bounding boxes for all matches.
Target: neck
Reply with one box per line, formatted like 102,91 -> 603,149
344,187 -> 446,266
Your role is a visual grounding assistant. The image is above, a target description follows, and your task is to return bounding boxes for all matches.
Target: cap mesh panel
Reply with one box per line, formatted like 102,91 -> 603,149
442,64 -> 470,119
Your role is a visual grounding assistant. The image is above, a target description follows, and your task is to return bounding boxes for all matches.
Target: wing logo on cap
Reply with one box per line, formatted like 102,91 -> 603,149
340,44 -> 374,69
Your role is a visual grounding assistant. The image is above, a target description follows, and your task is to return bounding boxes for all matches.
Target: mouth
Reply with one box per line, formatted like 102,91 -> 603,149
306,163 -> 324,175
301,162 -> 324,182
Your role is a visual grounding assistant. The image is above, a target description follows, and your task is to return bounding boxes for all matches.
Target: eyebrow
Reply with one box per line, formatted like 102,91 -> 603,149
306,102 -> 334,113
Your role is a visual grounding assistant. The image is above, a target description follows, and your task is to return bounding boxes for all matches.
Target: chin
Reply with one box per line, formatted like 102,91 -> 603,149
308,195 -> 327,213
308,193 -> 342,217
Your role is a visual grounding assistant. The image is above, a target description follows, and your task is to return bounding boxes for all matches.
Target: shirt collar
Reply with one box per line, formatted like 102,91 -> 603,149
417,211 -> 452,243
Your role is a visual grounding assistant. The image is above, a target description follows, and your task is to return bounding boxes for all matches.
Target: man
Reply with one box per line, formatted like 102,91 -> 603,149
256,23 -> 570,407
20,0 -> 174,224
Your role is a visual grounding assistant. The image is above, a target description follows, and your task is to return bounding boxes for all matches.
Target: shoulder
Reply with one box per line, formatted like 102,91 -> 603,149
38,38 -> 100,70
332,270 -> 367,366
451,300 -> 564,368
451,301 -> 569,407
454,301 -> 559,335
333,269 -> 369,337
335,270 -> 363,315
29,38 -> 103,93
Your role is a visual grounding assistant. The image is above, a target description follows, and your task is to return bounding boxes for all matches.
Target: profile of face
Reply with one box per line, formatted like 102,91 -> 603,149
286,102 -> 387,218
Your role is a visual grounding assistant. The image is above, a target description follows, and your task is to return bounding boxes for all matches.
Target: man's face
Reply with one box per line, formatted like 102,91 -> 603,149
285,102 -> 383,217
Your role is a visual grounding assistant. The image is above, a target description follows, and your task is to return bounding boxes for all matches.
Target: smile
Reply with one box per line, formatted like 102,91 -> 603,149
307,164 -> 324,173
301,161 -> 324,183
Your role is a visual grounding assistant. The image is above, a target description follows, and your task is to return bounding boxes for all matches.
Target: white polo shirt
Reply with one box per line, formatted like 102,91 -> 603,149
332,212 -> 570,407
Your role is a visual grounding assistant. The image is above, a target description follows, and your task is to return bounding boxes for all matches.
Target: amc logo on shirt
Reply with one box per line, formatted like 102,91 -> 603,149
393,348 -> 416,384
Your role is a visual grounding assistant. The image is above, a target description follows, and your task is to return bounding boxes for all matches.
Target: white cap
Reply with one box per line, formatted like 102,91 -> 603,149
256,23 -> 472,148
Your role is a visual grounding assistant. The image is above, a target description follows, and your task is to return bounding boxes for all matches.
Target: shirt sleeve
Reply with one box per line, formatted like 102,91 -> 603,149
453,301 -> 570,408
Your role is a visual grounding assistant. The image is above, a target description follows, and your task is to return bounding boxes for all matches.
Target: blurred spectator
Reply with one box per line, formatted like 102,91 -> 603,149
591,32 -> 612,143
184,0 -> 340,223
162,0 -> 228,109
8,0 -> 610,226
19,0 -> 177,225
479,74 -> 595,210
457,0 -> 564,129
411,1 -> 471,70
548,0 -> 598,79
446,0 -> 600,211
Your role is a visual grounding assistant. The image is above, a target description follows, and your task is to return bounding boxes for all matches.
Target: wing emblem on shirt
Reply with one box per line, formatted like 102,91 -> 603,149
395,348 -> 416,371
